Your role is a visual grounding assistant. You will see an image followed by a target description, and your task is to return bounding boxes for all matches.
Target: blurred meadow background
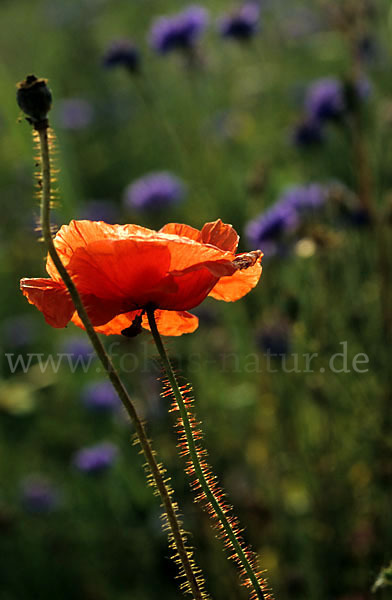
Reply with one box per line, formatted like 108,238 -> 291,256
1,0 -> 392,598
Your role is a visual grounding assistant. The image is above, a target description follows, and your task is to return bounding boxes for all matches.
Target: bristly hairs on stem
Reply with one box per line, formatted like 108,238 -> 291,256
33,128 -> 60,238
16,74 -> 210,600
147,308 -> 273,600
131,434 -> 210,599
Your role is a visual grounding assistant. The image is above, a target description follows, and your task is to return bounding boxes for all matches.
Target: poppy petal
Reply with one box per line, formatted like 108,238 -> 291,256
208,262 -> 262,302
142,310 -> 199,336
201,219 -> 239,252
47,220 -> 155,280
72,309 -> 198,336
67,239 -> 172,302
159,222 -> 201,242
71,310 -> 141,335
20,278 -> 74,328
165,238 -> 234,275
161,220 -> 239,253
157,269 -> 219,311
21,278 -> 128,329
75,295 -> 132,327
22,219 -> 262,336
68,234 -> 234,308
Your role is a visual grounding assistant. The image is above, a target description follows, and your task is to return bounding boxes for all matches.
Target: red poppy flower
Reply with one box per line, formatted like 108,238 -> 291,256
20,219 -> 262,336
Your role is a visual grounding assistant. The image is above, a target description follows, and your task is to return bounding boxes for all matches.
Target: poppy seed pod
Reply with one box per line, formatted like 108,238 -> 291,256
17,75 -> 52,127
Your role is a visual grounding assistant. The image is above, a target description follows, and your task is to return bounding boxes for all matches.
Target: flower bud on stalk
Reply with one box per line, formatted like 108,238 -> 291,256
16,75 -> 52,130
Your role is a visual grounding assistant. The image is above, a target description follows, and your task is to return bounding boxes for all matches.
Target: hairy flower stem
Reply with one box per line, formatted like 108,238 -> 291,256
147,308 -> 270,600
36,124 -> 207,600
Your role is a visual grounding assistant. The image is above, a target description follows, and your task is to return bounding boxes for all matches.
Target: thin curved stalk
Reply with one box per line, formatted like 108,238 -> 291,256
36,124 -> 208,600
147,307 -> 272,600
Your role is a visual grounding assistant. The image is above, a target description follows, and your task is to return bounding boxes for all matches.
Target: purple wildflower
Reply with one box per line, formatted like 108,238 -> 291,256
281,184 -> 327,213
149,5 -> 209,54
60,335 -> 94,364
305,77 -> 345,122
245,202 -> 298,255
332,184 -> 372,227
82,381 -> 120,413
73,442 -> 118,474
102,40 -> 140,72
304,77 -> 371,124
292,117 -> 324,147
124,172 -> 186,211
245,184 -> 327,254
3,314 -> 38,347
219,3 -> 260,41
79,199 -> 118,223
21,475 -> 60,514
257,321 -> 291,356
57,98 -> 93,130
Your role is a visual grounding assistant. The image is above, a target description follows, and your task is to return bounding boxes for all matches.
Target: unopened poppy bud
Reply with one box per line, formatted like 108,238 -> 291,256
16,75 -> 52,128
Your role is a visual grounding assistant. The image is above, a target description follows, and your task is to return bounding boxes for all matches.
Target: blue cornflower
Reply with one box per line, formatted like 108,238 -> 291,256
257,320 -> 291,356
219,3 -> 260,41
245,184 -> 327,255
292,117 -> 324,147
305,77 -> 345,122
60,335 -> 94,363
57,98 -> 93,130
149,5 -> 209,54
245,201 -> 298,256
332,183 -> 372,227
124,172 -> 186,211
3,314 -> 38,348
280,184 -> 327,214
79,199 -> 118,223
21,475 -> 60,514
304,77 -> 371,124
73,442 -> 118,474
82,381 -> 120,413
102,40 -> 141,72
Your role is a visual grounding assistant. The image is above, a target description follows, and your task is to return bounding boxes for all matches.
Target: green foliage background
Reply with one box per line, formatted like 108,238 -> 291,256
0,1 -> 391,599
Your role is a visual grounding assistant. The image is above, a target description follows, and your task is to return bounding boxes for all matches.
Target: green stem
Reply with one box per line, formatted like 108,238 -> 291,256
147,307 -> 268,600
37,125 -> 207,600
